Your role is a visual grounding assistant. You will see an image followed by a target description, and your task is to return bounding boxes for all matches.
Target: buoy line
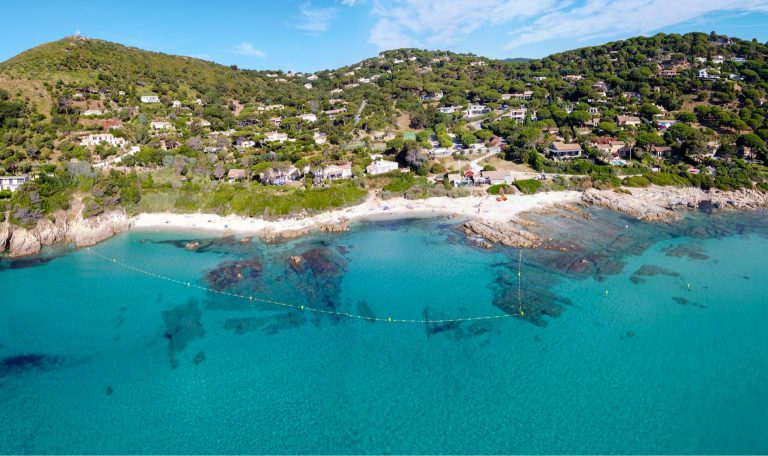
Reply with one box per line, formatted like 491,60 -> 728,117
86,248 -> 526,324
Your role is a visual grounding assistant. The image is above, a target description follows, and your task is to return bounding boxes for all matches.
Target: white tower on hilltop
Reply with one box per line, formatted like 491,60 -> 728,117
74,27 -> 81,38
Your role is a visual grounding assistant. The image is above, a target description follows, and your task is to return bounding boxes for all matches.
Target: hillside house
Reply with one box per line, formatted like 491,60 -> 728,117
502,91 -> 533,101
699,69 -> 719,80
260,165 -> 301,185
150,120 -> 173,130
548,142 -> 582,160
0,175 -> 30,192
81,133 -> 126,148
313,132 -> 328,145
617,115 -> 642,126
366,159 -> 399,176
140,95 -> 160,103
320,163 -> 353,181
299,113 -> 317,122
264,132 -> 288,143
651,146 -> 672,158
172,100 -> 182,108
227,169 -> 247,183
438,106 -> 462,114
464,104 -> 489,118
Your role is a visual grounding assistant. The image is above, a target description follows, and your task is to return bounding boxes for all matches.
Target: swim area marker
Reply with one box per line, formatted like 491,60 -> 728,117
87,248 -> 527,325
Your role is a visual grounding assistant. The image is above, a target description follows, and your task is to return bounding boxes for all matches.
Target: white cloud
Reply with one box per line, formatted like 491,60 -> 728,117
506,0 -> 768,50
368,0 -> 561,50
296,4 -> 339,32
367,0 -> 768,52
231,42 -> 266,58
341,0 -> 361,5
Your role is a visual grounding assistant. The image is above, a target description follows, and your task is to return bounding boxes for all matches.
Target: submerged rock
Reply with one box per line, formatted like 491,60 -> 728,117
460,220 -> 542,248
162,301 -> 205,366
203,259 -> 263,291
0,353 -> 61,378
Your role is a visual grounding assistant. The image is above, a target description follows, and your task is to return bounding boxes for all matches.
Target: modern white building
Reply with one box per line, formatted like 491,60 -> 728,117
299,113 -> 317,122
150,120 -> 173,130
80,133 -> 126,148
140,95 -> 160,103
0,175 -> 30,192
264,131 -> 288,143
366,159 -> 399,175
321,163 -> 353,181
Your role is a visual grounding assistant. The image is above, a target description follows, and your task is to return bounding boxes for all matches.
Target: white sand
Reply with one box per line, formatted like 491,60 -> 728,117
132,191 -> 582,235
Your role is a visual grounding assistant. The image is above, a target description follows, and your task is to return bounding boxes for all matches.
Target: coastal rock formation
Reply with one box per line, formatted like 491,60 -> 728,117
8,228 -> 42,257
260,227 -> 310,243
581,186 -> 768,221
460,220 -> 542,248
68,209 -> 133,247
318,218 -> 350,233
1,209 -> 133,257
0,221 -> 11,251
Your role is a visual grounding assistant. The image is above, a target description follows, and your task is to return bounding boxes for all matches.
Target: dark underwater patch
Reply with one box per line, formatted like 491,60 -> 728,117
663,244 -> 710,261
423,307 -> 493,340
223,311 -> 307,335
630,265 -> 681,284
0,354 -> 61,379
149,235 -> 250,254
203,259 -> 263,291
162,300 -> 205,368
0,254 -> 62,271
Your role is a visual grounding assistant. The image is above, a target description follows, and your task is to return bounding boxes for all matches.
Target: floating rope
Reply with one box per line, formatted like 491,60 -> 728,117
86,248 -> 526,324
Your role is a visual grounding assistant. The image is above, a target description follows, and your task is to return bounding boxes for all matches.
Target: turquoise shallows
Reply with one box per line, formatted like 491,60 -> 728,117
1,210 -> 767,454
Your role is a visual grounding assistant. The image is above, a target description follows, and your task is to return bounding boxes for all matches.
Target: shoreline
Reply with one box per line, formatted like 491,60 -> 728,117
4,186 -> 768,258
130,191 -> 583,238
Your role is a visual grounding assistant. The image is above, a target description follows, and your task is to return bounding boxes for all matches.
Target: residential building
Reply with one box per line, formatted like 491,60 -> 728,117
463,104 -> 489,118
320,163 -> 353,181
548,142 -> 583,160
140,95 -> 160,103
438,105 -> 462,114
80,133 -> 126,148
366,159 -> 399,176
0,175 -> 30,192
480,170 -> 513,185
264,131 -> 288,143
150,120 -> 173,130
617,115 -> 642,126
313,132 -> 328,145
299,113 -> 317,122
260,166 -> 301,186
699,69 -> 719,80
227,169 -> 247,183
171,100 -> 182,108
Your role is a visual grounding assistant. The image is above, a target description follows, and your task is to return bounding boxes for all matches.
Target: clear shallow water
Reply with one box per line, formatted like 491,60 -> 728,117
1,210 -> 767,454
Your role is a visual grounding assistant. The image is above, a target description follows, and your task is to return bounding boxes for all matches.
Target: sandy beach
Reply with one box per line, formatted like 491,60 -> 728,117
131,191 -> 583,236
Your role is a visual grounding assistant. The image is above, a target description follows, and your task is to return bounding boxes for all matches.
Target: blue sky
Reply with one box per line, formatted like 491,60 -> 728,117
2,0 -> 768,72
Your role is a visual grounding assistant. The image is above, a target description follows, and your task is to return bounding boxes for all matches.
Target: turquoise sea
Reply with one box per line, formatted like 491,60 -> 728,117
1,207 -> 768,454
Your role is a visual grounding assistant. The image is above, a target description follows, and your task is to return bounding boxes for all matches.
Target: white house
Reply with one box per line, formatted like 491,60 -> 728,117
299,113 -> 317,122
140,95 -> 160,103
321,163 -> 353,181
82,109 -> 103,116
0,175 -> 30,192
548,142 -> 582,160
480,171 -> 513,185
699,69 -> 719,80
307,74 -> 319,81
501,108 -> 529,123
366,159 -> 399,176
304,83 -> 313,89
264,131 -> 288,143
172,100 -> 182,108
81,133 -> 126,148
260,165 -> 301,186
438,105 -> 462,114
464,104 -> 489,118
313,132 -> 328,145
150,120 -> 173,130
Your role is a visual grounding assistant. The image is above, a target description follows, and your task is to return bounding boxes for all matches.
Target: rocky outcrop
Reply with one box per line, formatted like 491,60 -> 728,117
1,209 -> 133,258
68,209 -> 133,247
581,186 -> 768,221
461,220 -> 542,248
318,218 -> 350,233
0,221 -> 11,252
7,228 -> 42,257
260,227 -> 311,243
